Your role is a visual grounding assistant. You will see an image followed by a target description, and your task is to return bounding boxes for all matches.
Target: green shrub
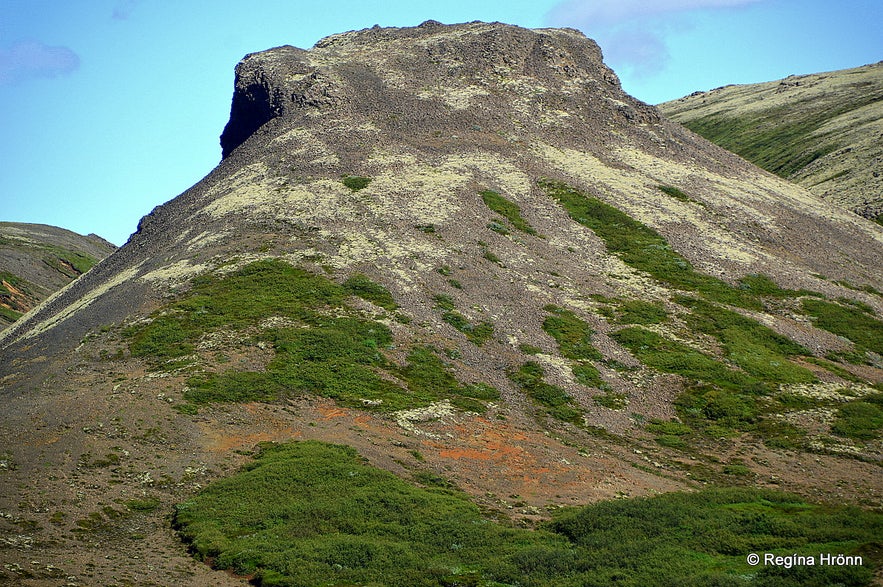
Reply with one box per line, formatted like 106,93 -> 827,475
646,419 -> 693,437
737,274 -> 819,298
831,397 -> 883,440
175,443 -> 883,587
479,190 -> 537,235
510,362 -> 583,424
572,363 -> 602,387
542,305 -> 602,361
613,299 -> 668,325
343,273 -> 397,310
676,296 -> 815,384
612,327 -> 754,390
128,261 -> 498,412
173,441 -> 567,585
594,392 -> 627,410
435,295 -> 494,346
657,185 -> 693,203
341,175 -> 371,191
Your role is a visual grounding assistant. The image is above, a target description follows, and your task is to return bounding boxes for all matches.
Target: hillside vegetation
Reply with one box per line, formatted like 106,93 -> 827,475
0,222 -> 115,328
659,62 -> 883,221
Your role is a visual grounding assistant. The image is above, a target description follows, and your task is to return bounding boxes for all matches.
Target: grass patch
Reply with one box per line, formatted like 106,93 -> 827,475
540,179 -> 759,309
124,497 -> 161,513
611,299 -> 668,325
736,274 -> 819,298
542,305 -> 602,361
572,363 -> 602,387
128,261 -> 494,412
125,259 -> 347,359
656,184 -> 697,204
343,273 -> 397,311
676,296 -> 816,384
612,327 -> 754,391
518,343 -> 542,355
398,346 -> 499,413
593,391 -> 627,410
434,295 -> 494,346
479,190 -> 537,235
174,441 -> 883,586
802,298 -> 883,358
341,175 -> 371,191
610,326 -> 798,436
509,362 -> 583,424
831,395 -> 883,441
0,306 -> 23,322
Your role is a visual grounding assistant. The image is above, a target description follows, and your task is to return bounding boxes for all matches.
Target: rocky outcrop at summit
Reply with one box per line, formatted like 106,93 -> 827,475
220,20 -> 658,158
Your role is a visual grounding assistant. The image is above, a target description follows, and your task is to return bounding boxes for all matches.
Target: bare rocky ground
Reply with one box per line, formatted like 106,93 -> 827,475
1,21 -> 882,585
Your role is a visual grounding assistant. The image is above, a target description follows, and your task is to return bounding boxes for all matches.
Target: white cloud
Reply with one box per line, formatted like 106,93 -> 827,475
546,0 -> 765,77
0,41 -> 80,86
547,0 -> 764,26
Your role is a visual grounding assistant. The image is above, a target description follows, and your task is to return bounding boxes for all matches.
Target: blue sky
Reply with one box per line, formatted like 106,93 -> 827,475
1,0 -> 879,245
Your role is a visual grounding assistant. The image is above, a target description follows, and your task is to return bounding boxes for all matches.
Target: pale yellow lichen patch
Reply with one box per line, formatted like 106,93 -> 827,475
201,163 -> 273,218
598,255 -> 673,301
24,263 -> 144,339
394,400 -> 456,438
187,230 -> 231,251
806,437 -> 863,456
534,143 -> 764,265
417,84 -> 489,110
139,260 -> 209,284
778,381 -> 877,402
534,353 -> 577,384
443,152 -> 533,200
269,127 -> 340,165
275,180 -> 362,223
323,226 -> 445,272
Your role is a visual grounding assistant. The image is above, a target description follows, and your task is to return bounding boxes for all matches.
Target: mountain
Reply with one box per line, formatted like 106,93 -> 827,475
1,21 -> 882,585
658,62 -> 883,221
0,222 -> 115,329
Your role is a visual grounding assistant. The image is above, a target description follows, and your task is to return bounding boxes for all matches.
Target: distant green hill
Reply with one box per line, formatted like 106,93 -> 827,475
659,62 -> 883,222
0,222 -> 115,327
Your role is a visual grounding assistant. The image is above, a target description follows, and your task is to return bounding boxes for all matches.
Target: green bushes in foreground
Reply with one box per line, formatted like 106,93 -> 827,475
174,440 -> 882,587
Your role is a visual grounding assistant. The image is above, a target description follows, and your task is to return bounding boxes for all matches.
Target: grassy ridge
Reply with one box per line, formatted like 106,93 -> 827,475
174,440 -> 882,587
678,91 -> 882,178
